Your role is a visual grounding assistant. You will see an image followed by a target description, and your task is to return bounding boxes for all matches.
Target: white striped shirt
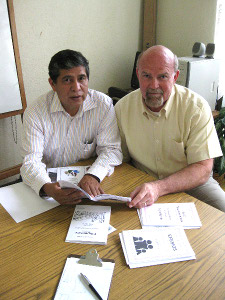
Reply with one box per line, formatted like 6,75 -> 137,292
20,89 -> 122,195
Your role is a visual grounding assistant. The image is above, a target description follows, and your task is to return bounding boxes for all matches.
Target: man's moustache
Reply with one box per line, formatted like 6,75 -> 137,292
146,89 -> 163,95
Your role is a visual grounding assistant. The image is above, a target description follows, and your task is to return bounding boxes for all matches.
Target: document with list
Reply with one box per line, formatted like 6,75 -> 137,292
138,203 -> 202,229
66,205 -> 111,245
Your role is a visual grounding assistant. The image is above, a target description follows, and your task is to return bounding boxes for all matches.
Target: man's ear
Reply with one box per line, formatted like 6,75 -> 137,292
174,70 -> 180,83
48,78 -> 56,91
136,68 -> 139,80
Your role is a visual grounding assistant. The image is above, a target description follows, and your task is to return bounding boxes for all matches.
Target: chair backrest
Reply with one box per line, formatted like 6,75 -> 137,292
131,51 -> 141,89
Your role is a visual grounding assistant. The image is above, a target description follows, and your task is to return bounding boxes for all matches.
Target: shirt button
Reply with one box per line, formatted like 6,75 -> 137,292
144,112 -> 149,119
156,140 -> 159,144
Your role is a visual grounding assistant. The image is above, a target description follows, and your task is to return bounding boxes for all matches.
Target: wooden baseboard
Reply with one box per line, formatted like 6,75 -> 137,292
0,164 -> 22,181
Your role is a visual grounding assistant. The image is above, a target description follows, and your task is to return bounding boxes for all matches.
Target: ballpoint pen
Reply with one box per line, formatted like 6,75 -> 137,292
80,272 -> 103,300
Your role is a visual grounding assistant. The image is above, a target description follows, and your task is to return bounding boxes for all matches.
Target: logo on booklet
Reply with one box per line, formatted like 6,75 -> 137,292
133,236 -> 153,255
73,211 -> 105,223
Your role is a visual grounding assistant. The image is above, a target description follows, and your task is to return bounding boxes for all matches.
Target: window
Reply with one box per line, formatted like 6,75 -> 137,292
215,0 -> 225,102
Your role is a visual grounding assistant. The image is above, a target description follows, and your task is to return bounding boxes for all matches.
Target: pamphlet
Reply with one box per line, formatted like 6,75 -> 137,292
59,180 -> 131,202
120,227 -> 196,268
138,203 -> 202,229
66,205 -> 111,245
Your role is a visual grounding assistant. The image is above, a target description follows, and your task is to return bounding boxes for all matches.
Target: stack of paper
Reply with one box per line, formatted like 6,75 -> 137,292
66,205 -> 111,245
138,203 -> 202,229
119,227 -> 196,268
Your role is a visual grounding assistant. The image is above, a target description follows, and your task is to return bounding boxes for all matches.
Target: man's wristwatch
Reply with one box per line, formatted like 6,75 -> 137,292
39,187 -> 47,197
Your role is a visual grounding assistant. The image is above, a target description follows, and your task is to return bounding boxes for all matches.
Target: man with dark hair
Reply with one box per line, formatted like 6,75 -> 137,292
115,45 -> 225,212
48,49 -> 90,82
21,49 -> 122,205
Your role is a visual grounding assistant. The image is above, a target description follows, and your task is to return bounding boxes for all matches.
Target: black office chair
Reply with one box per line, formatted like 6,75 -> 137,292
108,51 -> 141,104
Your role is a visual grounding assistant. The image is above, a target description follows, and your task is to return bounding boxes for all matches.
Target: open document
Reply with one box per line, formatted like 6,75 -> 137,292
59,180 -> 131,202
47,166 -> 90,184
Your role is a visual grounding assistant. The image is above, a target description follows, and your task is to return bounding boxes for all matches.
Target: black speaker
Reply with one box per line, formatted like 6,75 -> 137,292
192,42 -> 206,57
131,51 -> 141,89
206,43 -> 215,58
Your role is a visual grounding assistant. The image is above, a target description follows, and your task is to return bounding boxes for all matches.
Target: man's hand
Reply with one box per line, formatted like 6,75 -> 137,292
79,174 -> 104,197
127,159 -> 214,209
42,182 -> 84,205
128,181 -> 160,209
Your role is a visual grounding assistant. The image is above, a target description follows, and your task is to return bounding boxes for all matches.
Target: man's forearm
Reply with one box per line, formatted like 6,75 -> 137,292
21,160 -> 51,195
89,147 -> 122,181
156,159 -> 213,197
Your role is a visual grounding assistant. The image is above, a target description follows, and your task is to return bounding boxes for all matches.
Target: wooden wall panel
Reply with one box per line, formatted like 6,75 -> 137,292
143,0 -> 157,50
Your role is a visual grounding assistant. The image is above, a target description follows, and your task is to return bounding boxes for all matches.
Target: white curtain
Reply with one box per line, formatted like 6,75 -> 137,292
215,0 -> 225,103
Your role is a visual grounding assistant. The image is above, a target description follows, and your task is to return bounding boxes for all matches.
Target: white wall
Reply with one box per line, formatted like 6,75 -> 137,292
14,0 -> 143,105
156,0 -> 218,57
0,0 -> 143,185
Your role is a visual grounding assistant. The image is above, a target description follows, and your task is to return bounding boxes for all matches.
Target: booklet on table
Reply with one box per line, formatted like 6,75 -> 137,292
138,203 -> 202,229
66,205 -> 111,245
120,227 -> 196,268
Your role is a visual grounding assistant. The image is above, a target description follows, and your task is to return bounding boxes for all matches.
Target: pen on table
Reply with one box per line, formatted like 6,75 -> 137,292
80,272 -> 103,300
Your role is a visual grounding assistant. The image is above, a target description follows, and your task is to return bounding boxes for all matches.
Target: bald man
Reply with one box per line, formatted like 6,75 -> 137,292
115,45 -> 225,212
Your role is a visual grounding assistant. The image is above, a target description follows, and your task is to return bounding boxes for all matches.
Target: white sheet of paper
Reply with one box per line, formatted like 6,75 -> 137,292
0,182 -> 59,223
54,257 -> 115,300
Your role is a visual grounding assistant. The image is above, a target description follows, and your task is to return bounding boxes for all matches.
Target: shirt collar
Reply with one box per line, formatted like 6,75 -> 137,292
50,92 -> 64,114
82,90 -> 98,112
163,86 -> 175,119
49,89 -> 97,117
